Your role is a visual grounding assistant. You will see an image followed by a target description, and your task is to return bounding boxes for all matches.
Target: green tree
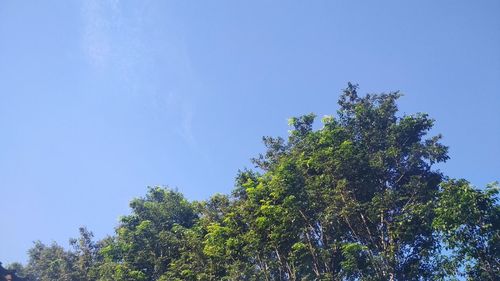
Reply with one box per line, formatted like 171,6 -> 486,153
206,83 -> 450,280
20,228 -> 102,281
69,227 -> 101,281
15,83 -> 498,281
5,262 -> 28,279
23,241 -> 77,281
99,186 -> 197,281
434,180 -> 500,280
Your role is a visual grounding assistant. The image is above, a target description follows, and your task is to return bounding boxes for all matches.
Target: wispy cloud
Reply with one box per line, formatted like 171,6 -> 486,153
81,0 -> 145,76
81,0 -> 118,70
152,89 -> 197,146
80,0 -> 201,146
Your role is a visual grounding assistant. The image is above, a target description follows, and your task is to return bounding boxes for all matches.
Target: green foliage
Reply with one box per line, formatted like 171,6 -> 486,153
22,241 -> 79,281
16,84 -> 498,281
434,180 -> 499,280
99,187 -> 198,281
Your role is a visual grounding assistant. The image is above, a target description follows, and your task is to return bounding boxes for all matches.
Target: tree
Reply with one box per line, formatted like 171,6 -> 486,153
434,180 -> 500,280
222,83 -> 449,280
14,83 -> 498,280
19,228 -> 102,281
98,186 -> 197,281
69,227 -> 101,281
23,241 -> 77,281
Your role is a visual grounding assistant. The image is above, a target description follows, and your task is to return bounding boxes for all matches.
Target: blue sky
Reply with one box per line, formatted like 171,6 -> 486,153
1,0 -> 499,264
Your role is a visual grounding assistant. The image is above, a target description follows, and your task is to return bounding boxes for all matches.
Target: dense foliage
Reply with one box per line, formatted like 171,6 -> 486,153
6,84 -> 499,280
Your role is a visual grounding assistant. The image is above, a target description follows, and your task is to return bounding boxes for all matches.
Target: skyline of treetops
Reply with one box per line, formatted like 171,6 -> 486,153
2,84 -> 498,281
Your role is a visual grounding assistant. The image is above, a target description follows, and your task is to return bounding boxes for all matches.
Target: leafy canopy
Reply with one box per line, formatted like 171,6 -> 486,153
10,84 -> 498,281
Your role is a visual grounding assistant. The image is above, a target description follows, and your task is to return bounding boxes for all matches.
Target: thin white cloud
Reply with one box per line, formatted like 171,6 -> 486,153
81,0 -> 116,69
80,0 -> 200,145
81,0 -> 139,74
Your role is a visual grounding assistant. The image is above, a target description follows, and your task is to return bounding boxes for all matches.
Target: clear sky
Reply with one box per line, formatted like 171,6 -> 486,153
1,0 -> 499,264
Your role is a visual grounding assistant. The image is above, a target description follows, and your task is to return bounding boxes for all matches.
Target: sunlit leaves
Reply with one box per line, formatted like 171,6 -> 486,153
17,84 -> 498,281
